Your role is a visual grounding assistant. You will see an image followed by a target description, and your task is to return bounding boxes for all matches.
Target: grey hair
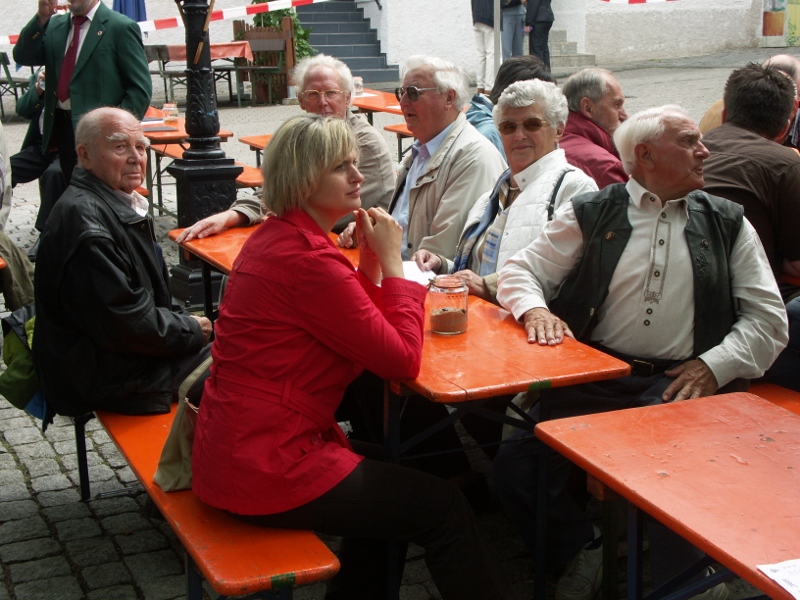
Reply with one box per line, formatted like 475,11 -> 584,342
613,104 -> 688,174
293,54 -> 354,105
492,79 -> 568,131
75,106 -> 141,148
561,68 -> 614,112
401,55 -> 470,109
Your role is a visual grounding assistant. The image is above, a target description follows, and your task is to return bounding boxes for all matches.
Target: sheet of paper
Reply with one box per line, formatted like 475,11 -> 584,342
354,92 -> 377,98
387,105 -> 401,110
758,559 -> 800,600
403,261 -> 435,286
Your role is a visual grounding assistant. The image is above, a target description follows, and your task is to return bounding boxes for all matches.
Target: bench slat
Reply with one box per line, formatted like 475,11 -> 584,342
95,407 -> 339,596
749,382 -> 800,416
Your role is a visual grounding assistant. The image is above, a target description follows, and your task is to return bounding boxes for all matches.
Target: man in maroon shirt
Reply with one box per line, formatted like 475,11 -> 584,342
560,68 -> 628,189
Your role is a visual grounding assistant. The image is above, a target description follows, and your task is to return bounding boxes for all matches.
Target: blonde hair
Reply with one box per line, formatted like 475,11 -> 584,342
261,114 -> 357,216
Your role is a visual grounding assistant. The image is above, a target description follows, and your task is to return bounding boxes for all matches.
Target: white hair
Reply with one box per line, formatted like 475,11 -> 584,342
401,55 -> 470,109
613,104 -> 688,174
293,54 -> 354,106
492,79 -> 568,131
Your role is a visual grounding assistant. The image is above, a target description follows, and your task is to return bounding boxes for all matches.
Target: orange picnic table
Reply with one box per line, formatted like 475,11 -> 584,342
238,134 -> 273,166
351,87 -> 402,125
168,223 -> 629,404
142,107 -> 234,216
536,392 -> 800,600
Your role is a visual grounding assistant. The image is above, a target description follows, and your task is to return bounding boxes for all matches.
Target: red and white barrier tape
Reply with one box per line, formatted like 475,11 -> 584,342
0,0 -> 331,44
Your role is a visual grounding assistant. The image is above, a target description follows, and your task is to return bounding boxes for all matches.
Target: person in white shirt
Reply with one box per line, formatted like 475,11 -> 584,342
493,105 -> 788,600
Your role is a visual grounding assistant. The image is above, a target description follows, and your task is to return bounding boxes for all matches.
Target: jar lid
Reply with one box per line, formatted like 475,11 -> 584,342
431,275 -> 466,289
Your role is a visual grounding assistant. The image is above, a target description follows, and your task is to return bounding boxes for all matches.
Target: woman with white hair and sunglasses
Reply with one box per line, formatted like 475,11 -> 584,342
414,78 -> 597,304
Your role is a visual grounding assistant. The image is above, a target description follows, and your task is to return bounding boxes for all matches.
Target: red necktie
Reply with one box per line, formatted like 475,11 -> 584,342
56,15 -> 89,103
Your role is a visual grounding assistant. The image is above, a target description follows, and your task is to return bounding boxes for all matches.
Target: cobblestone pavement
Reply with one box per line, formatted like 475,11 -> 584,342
0,46 -> 793,599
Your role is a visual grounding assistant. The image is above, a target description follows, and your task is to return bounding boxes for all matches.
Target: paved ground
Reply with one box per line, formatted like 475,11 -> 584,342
0,46 -> 794,599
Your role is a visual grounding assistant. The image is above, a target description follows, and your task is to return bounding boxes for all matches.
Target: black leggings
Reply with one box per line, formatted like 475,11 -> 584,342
235,441 -> 511,600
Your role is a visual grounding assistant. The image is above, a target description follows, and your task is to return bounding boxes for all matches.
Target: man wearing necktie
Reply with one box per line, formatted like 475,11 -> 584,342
14,0 -> 151,184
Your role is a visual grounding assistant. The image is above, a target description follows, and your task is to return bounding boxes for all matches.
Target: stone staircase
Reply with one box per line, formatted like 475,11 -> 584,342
547,29 -> 596,70
295,0 -> 400,84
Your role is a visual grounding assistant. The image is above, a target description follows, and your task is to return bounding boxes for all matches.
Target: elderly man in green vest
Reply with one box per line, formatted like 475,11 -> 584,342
492,105 -> 788,600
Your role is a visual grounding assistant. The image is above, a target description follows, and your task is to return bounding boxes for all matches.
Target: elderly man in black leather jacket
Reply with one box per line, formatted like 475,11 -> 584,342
33,107 -> 212,417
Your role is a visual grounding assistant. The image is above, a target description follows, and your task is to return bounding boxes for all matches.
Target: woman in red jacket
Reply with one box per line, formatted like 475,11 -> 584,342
192,114 -> 509,600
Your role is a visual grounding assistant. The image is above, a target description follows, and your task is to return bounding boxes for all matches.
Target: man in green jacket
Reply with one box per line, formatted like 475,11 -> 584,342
13,0 -> 152,183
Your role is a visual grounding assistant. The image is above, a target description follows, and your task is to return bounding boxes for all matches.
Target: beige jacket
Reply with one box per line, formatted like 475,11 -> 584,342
390,112 -> 507,259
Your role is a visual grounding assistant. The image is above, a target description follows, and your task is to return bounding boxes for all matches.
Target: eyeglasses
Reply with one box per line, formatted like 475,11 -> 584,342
497,117 -> 550,136
301,89 -> 344,103
394,86 -> 438,102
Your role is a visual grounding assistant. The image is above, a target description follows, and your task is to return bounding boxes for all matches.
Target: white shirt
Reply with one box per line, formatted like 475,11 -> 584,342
496,178 -> 788,387
114,189 -> 149,217
57,1 -> 101,111
392,121 -> 456,259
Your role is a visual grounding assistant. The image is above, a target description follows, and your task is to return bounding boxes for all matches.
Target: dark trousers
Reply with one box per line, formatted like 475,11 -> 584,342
53,109 -> 78,184
529,20 -> 553,70
236,441 -> 511,600
492,372 -> 742,581
10,146 -> 67,231
760,296 -> 800,392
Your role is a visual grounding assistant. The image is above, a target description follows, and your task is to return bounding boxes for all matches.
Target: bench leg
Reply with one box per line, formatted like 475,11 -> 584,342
627,502 -> 644,600
185,553 -> 204,600
602,496 -> 622,600
74,413 -> 95,502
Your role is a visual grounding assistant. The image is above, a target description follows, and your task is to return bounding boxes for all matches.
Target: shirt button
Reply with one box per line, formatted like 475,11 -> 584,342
646,308 -> 653,314
605,231 -> 615,241
407,243 -> 412,249
644,320 -> 651,326
654,270 -> 660,277
661,213 -> 667,218
658,239 -> 665,246
650,196 -> 656,202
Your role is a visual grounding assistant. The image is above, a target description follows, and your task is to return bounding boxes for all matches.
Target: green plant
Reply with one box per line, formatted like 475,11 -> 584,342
249,3 -> 315,59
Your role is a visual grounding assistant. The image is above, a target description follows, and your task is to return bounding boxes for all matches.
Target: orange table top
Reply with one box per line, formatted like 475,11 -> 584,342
536,393 -> 800,600
169,224 -> 629,402
142,107 -> 232,144
352,87 -> 402,116
167,41 -> 254,62
238,134 -> 273,151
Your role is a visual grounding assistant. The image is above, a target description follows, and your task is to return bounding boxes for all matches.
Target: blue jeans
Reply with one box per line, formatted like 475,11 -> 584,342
502,7 -> 526,61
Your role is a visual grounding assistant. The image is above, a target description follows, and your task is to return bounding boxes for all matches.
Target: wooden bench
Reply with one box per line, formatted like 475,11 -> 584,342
383,122 -> 414,160
74,405 -> 339,599
149,145 -> 262,212
749,381 -> 800,416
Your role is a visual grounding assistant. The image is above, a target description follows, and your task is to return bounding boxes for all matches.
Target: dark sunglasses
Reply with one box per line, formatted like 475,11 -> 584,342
394,86 -> 438,102
498,117 -> 550,136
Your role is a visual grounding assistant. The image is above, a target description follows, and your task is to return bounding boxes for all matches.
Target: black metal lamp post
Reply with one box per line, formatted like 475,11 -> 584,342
168,0 -> 242,307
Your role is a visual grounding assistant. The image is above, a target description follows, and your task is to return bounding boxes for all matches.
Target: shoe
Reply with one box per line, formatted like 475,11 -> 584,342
555,544 -> 603,600
690,568 -> 729,600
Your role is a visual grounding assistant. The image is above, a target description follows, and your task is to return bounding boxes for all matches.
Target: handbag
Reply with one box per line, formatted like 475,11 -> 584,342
153,350 -> 213,492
